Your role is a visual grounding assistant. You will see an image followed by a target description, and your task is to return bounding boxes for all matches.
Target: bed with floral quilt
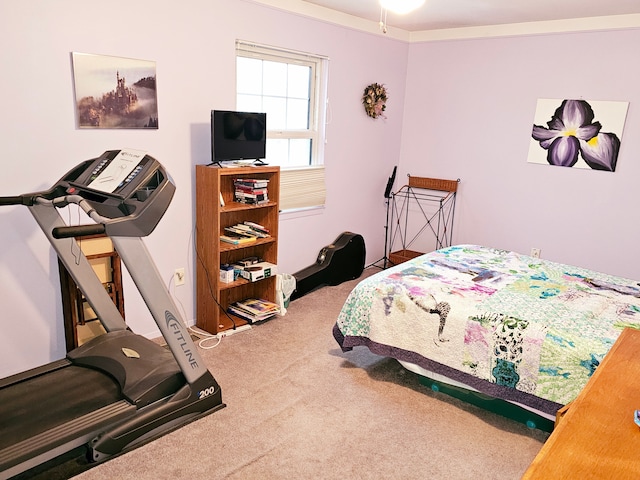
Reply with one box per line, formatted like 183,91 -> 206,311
333,245 -> 640,424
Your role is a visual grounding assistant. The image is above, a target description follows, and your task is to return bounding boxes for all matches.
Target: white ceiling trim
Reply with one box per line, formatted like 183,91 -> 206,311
245,0 -> 409,41
410,13 -> 640,42
246,1 -> 640,42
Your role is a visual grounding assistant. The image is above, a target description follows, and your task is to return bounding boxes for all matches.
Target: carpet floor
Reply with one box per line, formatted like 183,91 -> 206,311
20,267 -> 549,479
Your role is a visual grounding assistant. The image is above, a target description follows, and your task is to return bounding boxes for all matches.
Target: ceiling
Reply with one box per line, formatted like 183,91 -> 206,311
299,0 -> 640,32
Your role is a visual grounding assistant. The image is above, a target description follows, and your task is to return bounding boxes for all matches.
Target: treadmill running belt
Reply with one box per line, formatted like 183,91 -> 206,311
0,365 -> 123,451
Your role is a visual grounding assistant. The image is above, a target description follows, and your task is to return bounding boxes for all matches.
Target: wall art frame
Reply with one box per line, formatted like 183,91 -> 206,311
527,98 -> 628,172
72,52 -> 159,129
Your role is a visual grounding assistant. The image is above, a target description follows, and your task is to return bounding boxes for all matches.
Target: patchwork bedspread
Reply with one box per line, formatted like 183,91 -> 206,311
333,245 -> 640,415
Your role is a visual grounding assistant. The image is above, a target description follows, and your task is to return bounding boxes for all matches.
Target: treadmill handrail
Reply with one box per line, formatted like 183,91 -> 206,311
36,195 -> 110,239
36,185 -> 213,384
53,224 -> 106,239
0,195 -> 29,206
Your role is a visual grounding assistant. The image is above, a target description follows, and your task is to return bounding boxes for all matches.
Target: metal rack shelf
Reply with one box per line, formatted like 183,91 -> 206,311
387,175 -> 459,267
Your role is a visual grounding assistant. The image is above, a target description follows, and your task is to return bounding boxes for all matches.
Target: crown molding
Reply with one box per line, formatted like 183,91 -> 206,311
244,0 -> 410,41
410,13 -> 640,42
247,1 -> 640,43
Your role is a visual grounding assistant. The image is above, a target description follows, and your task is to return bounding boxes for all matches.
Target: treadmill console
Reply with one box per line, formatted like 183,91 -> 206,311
57,149 -> 176,237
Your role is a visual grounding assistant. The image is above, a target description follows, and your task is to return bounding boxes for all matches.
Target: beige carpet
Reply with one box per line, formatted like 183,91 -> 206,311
61,267 -> 548,479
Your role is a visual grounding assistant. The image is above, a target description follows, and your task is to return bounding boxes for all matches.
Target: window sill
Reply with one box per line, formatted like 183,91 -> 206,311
279,205 -> 325,221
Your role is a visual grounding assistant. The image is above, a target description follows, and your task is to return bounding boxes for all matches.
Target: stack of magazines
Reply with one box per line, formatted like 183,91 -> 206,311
228,298 -> 280,323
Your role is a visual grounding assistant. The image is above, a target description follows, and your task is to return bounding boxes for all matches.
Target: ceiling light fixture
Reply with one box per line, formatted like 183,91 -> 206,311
378,0 -> 426,34
379,0 -> 426,15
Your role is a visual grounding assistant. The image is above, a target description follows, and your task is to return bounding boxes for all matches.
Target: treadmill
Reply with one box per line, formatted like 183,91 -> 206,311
0,149 -> 225,478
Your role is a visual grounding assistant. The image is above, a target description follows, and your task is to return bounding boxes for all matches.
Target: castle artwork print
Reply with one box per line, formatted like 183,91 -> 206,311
527,98 -> 628,172
72,52 -> 159,129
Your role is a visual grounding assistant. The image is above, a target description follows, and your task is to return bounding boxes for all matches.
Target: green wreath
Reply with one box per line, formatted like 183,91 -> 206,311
362,83 -> 388,119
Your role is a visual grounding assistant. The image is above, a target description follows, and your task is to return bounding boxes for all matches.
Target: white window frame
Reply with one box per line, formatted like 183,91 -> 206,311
236,40 -> 328,211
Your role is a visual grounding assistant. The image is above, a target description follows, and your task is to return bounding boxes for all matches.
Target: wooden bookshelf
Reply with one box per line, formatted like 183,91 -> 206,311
195,164 -> 280,334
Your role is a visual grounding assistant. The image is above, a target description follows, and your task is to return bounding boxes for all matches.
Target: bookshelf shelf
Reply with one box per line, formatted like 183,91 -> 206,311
219,277 -> 249,290
195,164 -> 280,334
219,236 -> 276,253
221,200 -> 277,212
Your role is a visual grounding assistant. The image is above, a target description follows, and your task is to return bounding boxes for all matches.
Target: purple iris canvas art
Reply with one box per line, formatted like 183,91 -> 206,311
528,99 -> 628,171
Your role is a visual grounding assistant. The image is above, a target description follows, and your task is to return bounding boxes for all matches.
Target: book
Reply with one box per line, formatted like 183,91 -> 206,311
232,298 -> 280,315
220,236 -> 254,245
236,198 -> 270,205
224,225 -> 258,237
231,298 -> 280,316
244,221 -> 269,233
235,191 -> 268,200
231,224 -> 269,238
220,232 -> 257,245
235,189 -> 268,196
227,305 -> 276,324
235,199 -> 269,206
235,195 -> 269,205
235,185 -> 268,195
234,178 -> 270,188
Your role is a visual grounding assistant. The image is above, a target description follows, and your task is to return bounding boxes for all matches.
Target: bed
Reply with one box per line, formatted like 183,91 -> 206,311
333,244 -> 640,428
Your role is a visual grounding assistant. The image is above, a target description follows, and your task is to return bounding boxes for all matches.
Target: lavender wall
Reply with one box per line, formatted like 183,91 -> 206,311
1,0 -> 638,378
400,29 -> 640,279
0,0 -> 406,376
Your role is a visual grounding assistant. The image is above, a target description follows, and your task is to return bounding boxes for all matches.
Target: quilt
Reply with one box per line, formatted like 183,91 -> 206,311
333,245 -> 640,416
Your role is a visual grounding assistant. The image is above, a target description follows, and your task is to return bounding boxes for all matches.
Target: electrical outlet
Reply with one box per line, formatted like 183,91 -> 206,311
530,248 -> 541,259
174,267 -> 185,286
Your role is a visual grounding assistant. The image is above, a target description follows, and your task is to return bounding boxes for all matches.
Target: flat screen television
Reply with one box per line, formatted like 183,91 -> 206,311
211,110 -> 267,164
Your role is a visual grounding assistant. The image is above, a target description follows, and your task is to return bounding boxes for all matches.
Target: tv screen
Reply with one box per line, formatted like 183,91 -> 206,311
211,110 -> 266,163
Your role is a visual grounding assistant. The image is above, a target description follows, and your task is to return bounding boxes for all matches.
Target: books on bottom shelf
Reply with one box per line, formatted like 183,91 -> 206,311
228,298 -> 280,324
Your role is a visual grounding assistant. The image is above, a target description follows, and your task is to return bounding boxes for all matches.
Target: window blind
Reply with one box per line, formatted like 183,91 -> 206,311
279,166 -> 326,211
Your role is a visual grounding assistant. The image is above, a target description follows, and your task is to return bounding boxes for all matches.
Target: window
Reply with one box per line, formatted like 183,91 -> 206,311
236,40 -> 328,211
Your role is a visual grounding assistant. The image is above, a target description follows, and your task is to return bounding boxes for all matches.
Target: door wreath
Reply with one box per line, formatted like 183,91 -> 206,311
362,83 -> 388,119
